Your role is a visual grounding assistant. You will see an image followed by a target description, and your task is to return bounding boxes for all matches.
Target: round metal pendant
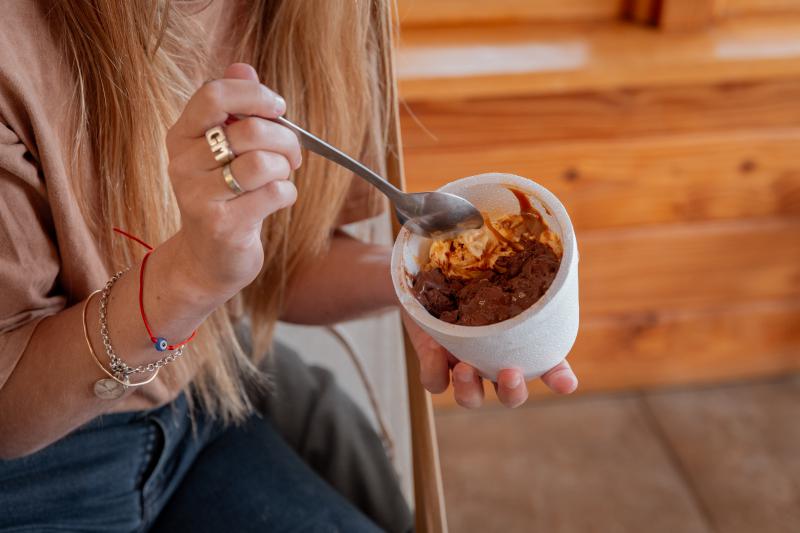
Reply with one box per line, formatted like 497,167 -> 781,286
93,378 -> 126,400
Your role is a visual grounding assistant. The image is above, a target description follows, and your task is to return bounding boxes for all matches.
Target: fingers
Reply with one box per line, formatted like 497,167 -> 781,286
226,179 -> 297,226
494,368 -> 529,408
399,312 -> 575,409
403,313 -> 452,394
228,151 -> 292,197
228,118 -> 302,169
223,62 -> 259,81
175,79 -> 286,139
540,359 -> 579,394
183,150 -> 289,200
180,118 -> 302,172
452,362 -> 485,409
418,344 -> 451,394
167,63 -> 298,215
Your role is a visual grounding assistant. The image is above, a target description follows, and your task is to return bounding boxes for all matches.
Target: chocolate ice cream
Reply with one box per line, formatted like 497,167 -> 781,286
411,188 -> 562,326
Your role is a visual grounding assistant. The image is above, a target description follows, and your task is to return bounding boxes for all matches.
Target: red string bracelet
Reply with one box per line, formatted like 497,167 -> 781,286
113,227 -> 197,352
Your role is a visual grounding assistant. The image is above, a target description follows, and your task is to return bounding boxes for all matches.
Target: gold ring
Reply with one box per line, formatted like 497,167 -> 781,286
222,163 -> 245,195
205,125 -> 235,164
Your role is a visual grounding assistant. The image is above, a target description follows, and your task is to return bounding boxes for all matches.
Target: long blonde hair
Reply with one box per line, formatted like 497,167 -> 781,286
48,0 -> 394,422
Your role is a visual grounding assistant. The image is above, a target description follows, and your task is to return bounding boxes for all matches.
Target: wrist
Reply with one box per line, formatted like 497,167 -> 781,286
150,233 -> 229,322
99,247 -> 210,369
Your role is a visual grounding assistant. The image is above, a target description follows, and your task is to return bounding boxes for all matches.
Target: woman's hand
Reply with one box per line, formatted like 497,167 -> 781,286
402,313 -> 578,408
165,63 -> 302,298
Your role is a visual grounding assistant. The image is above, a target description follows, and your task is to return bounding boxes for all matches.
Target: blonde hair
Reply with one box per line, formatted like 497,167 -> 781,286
48,0 -> 394,422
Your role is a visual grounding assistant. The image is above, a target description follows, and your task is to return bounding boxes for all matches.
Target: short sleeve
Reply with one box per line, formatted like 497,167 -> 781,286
0,121 -> 65,388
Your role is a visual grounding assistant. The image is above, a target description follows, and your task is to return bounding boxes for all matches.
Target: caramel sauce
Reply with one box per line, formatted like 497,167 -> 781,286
425,186 -> 560,280
508,186 -> 546,226
508,187 -> 534,214
477,188 -> 541,253
482,211 -> 507,241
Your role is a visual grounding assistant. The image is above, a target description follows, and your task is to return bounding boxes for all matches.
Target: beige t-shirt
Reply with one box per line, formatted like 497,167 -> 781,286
0,2 -> 382,392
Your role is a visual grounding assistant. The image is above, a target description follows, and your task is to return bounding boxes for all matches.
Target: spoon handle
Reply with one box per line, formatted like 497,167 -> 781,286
272,116 -> 404,202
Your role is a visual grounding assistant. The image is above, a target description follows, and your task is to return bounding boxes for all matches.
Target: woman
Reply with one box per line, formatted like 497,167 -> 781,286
0,1 -> 578,531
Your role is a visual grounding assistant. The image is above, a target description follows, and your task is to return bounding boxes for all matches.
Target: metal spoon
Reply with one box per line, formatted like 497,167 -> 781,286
273,116 -> 484,239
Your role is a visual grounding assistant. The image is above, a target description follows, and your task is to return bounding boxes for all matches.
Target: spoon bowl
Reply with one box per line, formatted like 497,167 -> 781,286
394,191 -> 484,239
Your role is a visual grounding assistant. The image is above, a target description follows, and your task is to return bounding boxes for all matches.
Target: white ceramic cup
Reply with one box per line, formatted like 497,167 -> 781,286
391,173 -> 580,381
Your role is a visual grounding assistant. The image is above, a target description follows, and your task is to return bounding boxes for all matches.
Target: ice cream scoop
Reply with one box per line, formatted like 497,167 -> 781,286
413,187 -> 563,326
426,187 -> 562,280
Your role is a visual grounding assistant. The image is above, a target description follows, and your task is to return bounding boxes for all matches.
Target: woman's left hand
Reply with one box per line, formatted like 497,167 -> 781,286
402,313 -> 578,408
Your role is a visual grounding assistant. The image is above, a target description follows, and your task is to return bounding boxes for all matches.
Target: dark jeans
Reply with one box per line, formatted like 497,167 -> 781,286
0,345 -> 412,532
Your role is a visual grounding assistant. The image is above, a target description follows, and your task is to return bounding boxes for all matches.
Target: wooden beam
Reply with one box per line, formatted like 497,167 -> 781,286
659,0 -> 716,31
433,298 -> 800,406
717,0 -> 800,18
401,81 -> 800,150
403,129 -> 800,230
580,217 -> 800,315
400,329 -> 448,531
397,15 -> 800,100
397,0 -> 623,27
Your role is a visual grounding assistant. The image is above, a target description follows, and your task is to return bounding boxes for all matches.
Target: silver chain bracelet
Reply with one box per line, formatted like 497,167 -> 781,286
99,269 -> 185,385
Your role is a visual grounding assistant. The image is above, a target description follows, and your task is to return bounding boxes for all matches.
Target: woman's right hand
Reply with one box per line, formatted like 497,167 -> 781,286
165,63 -> 302,298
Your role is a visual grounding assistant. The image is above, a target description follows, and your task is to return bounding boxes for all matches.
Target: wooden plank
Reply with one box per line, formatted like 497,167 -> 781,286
571,301 -> 800,391
401,80 -> 800,149
659,0 -> 716,31
397,16 -> 800,100
432,298 -> 800,407
400,330 -> 448,532
435,397 -> 712,532
397,0 -> 623,27
644,378 -> 800,533
580,217 -> 800,314
403,129 -> 800,230
718,0 -> 800,18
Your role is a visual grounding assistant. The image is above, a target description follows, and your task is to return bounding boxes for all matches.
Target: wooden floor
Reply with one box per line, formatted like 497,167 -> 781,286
435,373 -> 800,532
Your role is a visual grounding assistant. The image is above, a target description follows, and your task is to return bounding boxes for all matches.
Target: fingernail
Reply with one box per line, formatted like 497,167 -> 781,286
275,96 -> 286,115
459,398 -> 482,410
455,369 -> 472,383
555,371 -> 578,393
505,373 -> 522,389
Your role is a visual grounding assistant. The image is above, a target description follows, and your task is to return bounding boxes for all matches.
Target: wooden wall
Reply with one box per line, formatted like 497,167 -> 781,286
396,1 -> 800,406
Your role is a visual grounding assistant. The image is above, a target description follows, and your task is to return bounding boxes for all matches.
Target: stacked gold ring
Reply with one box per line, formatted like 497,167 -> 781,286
205,125 -> 245,195
222,164 -> 244,195
205,126 -> 235,164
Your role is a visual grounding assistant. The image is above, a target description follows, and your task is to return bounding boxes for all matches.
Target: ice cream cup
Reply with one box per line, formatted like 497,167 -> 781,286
391,173 -> 579,381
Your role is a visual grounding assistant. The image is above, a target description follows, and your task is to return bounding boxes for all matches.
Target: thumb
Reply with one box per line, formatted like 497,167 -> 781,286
223,62 -> 259,82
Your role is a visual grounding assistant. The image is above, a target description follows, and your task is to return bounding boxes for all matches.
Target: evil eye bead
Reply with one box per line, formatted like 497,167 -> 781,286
155,338 -> 168,352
